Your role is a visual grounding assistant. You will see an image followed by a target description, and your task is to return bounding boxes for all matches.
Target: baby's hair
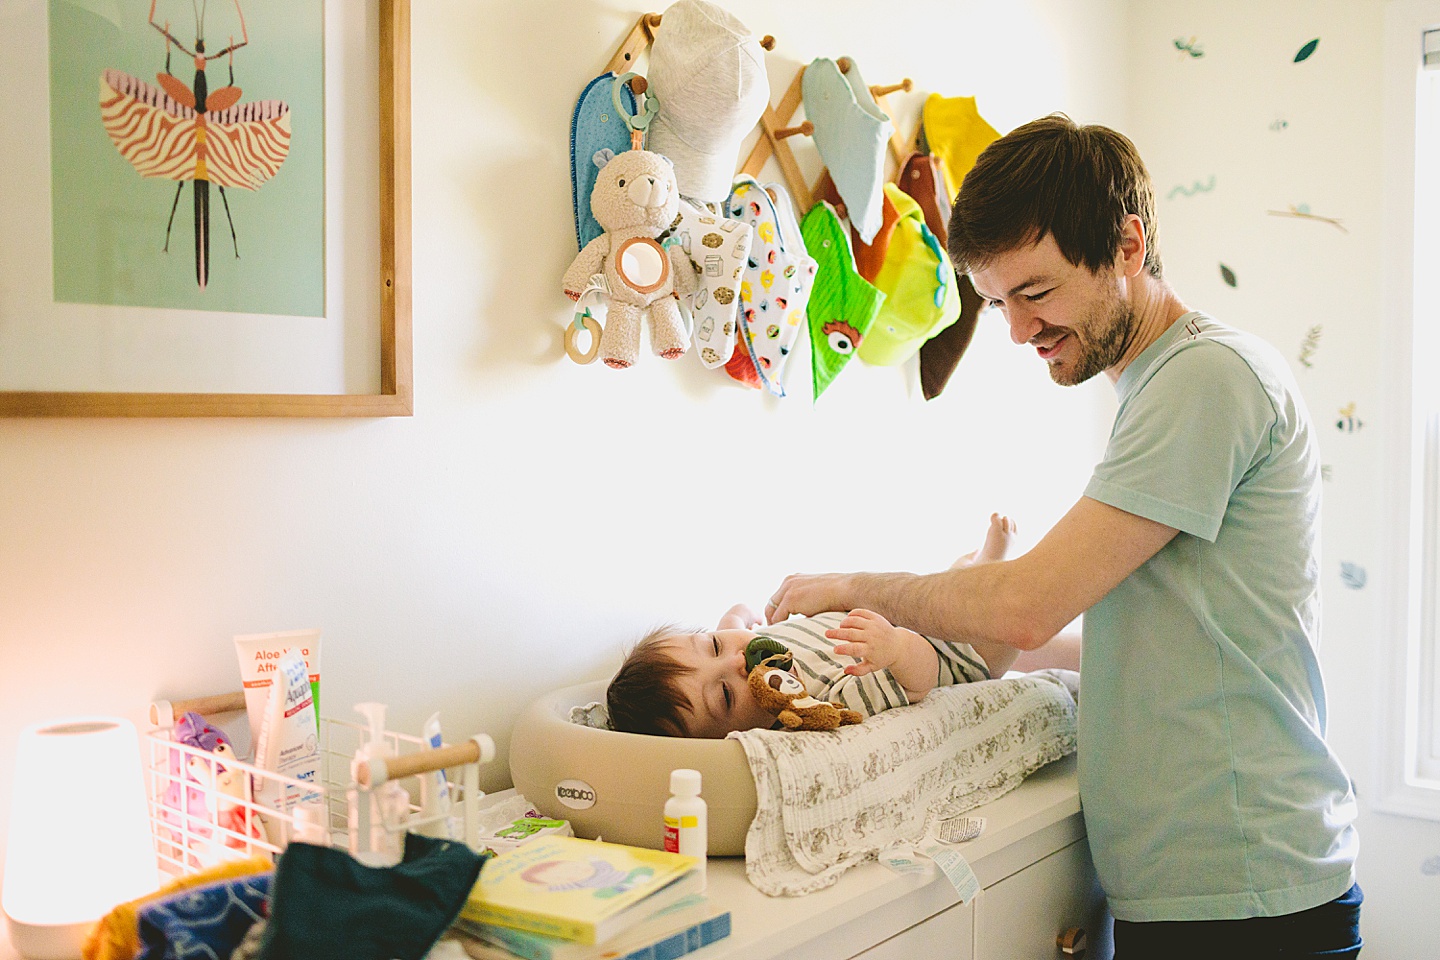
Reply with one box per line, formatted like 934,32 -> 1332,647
606,624 -> 698,737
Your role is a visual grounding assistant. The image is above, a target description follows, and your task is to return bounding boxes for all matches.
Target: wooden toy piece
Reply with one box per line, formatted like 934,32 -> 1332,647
565,312 -> 603,365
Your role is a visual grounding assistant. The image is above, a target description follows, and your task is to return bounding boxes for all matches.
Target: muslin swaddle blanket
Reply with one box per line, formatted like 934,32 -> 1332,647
732,671 -> 1078,896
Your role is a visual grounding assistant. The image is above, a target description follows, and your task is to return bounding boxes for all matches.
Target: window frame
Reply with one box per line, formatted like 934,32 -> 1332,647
1378,0 -> 1440,820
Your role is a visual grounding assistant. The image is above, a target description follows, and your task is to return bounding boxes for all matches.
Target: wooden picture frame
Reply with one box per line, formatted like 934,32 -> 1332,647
0,0 -> 412,418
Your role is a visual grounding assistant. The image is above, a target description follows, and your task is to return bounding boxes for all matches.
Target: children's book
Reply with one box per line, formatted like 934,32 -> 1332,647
455,894 -> 730,960
460,836 -> 701,945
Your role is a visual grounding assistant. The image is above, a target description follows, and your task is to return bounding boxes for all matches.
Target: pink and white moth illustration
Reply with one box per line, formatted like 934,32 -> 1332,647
99,0 -> 291,289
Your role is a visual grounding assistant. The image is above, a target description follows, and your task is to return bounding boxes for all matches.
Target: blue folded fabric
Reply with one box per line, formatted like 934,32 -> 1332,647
571,73 -> 638,250
136,871 -> 272,960
802,57 -> 893,244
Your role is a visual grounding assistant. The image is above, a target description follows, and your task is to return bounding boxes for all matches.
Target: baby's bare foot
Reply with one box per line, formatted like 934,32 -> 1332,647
974,513 -> 1016,564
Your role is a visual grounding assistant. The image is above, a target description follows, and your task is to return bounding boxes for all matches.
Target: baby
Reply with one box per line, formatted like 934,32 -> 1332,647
607,515 -> 1019,737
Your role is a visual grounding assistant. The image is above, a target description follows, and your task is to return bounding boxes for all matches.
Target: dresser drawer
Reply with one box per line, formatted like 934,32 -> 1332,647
974,838 -> 1111,960
853,899 -> 974,960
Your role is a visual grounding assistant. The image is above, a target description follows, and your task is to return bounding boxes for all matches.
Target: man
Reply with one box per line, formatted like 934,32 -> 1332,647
767,115 -> 1361,959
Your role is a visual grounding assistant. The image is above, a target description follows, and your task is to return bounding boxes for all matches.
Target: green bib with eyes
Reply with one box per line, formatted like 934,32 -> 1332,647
801,201 -> 884,400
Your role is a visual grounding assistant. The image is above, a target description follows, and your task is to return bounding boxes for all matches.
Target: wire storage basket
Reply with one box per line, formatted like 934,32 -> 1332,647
145,692 -> 495,880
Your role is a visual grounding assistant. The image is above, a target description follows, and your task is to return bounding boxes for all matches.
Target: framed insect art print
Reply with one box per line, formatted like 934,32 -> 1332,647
0,0 -> 412,417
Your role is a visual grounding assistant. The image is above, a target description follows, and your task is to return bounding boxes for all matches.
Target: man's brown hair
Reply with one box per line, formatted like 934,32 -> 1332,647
948,113 -> 1163,280
606,626 -> 696,737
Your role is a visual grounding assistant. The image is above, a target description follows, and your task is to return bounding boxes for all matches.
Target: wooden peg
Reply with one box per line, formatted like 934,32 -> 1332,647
773,120 -> 813,140
870,78 -> 913,98
741,69 -> 811,210
837,57 -> 852,74
608,15 -> 658,73
760,35 -> 775,51
644,12 -> 662,30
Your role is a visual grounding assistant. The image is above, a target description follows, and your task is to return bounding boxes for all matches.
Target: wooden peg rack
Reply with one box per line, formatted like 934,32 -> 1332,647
606,13 -> 920,219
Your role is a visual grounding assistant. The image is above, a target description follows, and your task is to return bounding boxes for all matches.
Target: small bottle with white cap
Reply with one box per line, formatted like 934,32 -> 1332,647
663,768 -> 707,890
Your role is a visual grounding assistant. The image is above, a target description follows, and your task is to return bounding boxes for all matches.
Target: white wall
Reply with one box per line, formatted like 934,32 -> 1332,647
1124,1 -> 1440,956
0,0 -> 1124,950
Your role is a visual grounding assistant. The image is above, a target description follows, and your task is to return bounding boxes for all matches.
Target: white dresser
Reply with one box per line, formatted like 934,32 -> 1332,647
695,754 -> 1112,960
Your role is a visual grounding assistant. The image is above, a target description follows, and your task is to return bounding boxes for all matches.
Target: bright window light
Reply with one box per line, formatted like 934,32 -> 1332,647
1380,3 -> 1440,820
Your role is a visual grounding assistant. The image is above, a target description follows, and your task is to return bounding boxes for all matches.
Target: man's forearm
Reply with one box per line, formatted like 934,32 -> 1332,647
852,563 -> 1051,651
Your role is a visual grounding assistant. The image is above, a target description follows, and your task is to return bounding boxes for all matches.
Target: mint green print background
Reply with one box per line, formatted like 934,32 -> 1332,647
48,0 -> 323,316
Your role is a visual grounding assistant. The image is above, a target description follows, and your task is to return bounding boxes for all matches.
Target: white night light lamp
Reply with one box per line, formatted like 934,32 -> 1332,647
3,717 -> 158,960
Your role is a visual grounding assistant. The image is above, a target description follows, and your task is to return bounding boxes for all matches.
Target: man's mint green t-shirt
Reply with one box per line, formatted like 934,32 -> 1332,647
1081,312 -> 1357,922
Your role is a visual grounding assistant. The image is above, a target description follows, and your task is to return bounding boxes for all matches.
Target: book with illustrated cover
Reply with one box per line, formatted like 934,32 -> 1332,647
460,835 -> 701,945
455,894 -> 730,960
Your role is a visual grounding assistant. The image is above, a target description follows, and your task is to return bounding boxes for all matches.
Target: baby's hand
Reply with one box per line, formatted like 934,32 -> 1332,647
718,603 -> 762,630
827,608 -> 906,676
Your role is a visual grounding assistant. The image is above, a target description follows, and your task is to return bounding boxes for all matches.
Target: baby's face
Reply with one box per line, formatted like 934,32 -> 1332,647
664,629 -> 778,738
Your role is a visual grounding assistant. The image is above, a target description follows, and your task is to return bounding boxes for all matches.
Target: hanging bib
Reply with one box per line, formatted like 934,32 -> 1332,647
615,236 -> 670,294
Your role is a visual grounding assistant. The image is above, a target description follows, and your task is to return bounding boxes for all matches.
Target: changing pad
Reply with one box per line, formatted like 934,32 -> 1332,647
733,671 -> 1078,896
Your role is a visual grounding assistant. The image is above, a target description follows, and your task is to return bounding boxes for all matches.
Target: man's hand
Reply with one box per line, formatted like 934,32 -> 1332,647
765,573 -> 858,624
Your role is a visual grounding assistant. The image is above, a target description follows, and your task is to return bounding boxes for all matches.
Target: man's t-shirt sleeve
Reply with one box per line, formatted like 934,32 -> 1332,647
1084,342 -> 1275,542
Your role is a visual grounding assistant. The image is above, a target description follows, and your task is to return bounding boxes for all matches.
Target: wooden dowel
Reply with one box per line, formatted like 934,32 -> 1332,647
870,78 -> 913,98
150,691 -> 247,726
354,736 -> 496,788
773,120 -> 813,140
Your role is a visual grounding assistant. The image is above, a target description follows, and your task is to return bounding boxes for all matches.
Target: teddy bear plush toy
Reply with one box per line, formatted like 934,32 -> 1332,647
747,651 -> 864,731
563,148 -> 698,369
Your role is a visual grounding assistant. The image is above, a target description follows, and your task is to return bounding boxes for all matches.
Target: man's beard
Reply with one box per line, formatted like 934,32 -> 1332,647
1051,290 -> 1135,386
